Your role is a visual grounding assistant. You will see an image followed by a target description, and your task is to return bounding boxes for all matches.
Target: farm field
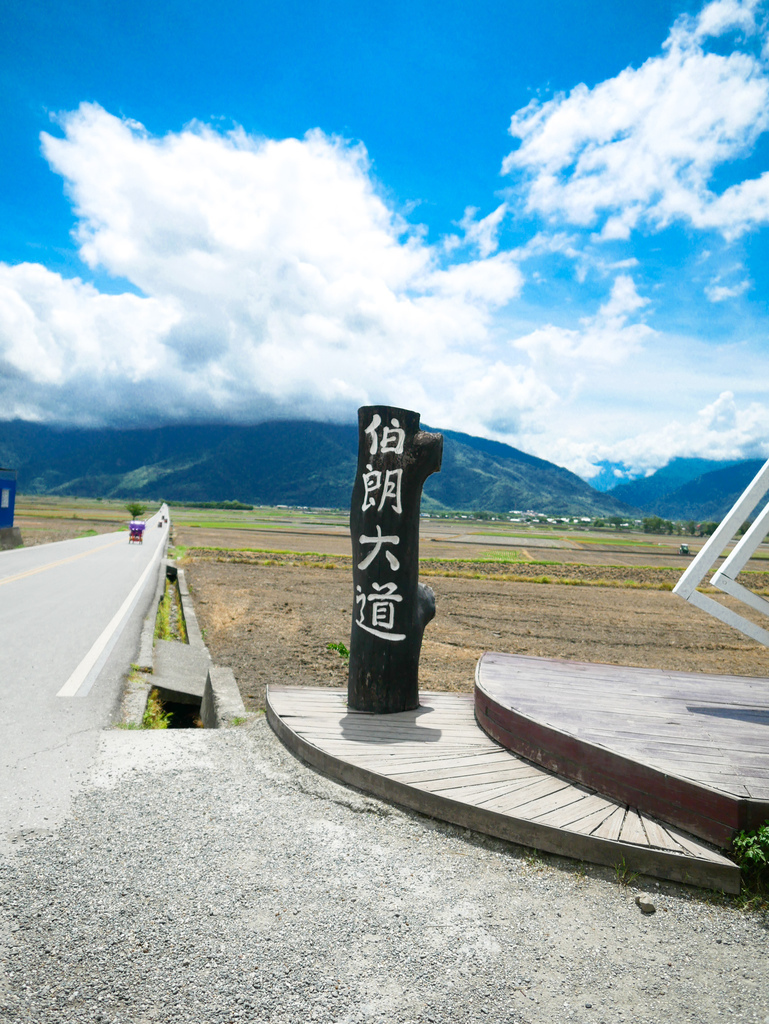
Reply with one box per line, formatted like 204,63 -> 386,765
9,496 -> 769,712
12,496 -> 139,545
170,510 -> 769,713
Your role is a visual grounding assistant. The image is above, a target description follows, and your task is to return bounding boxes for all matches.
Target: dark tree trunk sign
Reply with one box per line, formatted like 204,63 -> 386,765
348,406 -> 443,713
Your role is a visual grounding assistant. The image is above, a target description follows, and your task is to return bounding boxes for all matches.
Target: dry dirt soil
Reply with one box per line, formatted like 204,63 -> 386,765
183,555 -> 769,713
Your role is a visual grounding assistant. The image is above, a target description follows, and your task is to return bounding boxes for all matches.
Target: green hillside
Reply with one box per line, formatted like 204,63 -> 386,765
0,419 -> 636,516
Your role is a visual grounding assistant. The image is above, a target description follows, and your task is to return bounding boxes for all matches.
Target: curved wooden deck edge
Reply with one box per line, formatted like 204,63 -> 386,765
474,674 -> 737,848
473,655 -> 761,848
266,689 -> 740,894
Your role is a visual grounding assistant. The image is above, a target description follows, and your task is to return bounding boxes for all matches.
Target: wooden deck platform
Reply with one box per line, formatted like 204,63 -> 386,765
476,653 -> 769,848
266,685 -> 739,893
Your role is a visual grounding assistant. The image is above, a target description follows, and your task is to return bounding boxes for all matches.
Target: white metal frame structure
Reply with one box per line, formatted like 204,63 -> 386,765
673,458 -> 769,646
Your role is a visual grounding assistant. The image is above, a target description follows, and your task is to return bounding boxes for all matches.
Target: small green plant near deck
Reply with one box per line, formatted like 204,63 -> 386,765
730,826 -> 769,910
732,823 -> 769,898
732,823 -> 769,870
327,641 -> 350,660
142,689 -> 171,729
230,716 -> 248,726
614,857 -> 639,887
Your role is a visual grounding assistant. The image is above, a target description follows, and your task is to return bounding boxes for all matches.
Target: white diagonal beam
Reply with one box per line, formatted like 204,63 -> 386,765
673,457 -> 769,648
674,460 -> 769,599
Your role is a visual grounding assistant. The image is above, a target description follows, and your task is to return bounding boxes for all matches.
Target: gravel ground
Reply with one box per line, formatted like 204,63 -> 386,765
1,722 -> 767,1024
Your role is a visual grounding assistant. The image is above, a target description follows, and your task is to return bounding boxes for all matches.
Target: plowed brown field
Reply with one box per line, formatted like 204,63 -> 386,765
183,553 -> 769,713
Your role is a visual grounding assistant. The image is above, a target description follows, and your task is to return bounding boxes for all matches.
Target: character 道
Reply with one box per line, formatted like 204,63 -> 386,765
348,405 -> 443,713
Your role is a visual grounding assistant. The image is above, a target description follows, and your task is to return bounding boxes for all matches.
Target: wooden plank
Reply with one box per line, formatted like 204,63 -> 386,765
318,742 -> 482,758
482,776 -> 571,814
533,793 -> 615,828
619,808 -> 649,846
389,759 -> 541,785
640,814 -> 685,854
591,806 -> 626,841
504,785 -> 588,821
348,748 -> 503,767
475,668 -> 764,844
414,773 -> 542,800
662,826 -> 735,864
355,750 -> 512,772
567,804 -> 626,837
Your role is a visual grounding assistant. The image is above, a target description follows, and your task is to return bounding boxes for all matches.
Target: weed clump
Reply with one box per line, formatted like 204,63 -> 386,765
142,689 -> 172,729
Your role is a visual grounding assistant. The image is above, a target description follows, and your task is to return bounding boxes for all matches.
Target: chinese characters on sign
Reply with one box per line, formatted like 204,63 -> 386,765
355,415 -> 407,640
348,406 -> 443,714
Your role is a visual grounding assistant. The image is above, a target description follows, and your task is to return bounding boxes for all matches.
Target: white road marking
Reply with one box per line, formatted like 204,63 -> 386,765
56,537 -> 165,698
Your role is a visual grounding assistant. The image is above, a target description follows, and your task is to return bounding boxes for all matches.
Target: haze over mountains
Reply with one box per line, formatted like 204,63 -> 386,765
0,419 -> 763,521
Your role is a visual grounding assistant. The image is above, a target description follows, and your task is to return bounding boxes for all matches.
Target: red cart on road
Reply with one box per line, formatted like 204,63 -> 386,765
128,520 -> 146,544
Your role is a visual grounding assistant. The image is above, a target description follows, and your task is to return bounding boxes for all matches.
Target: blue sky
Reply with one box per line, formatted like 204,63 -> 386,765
1,0 -> 768,482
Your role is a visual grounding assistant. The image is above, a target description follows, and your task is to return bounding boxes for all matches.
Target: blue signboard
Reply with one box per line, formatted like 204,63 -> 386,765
0,469 -> 17,529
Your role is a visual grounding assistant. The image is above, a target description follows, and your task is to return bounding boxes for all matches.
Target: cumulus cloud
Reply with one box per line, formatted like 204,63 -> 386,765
705,276 -> 751,301
502,0 -> 769,240
0,103 -> 526,427
458,204 -> 508,258
553,391 -> 769,481
513,275 -> 654,365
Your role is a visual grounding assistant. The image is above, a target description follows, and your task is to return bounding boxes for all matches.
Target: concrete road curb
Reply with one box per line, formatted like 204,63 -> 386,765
200,666 -> 252,728
120,674 -> 152,726
134,557 -> 170,673
177,567 -> 205,648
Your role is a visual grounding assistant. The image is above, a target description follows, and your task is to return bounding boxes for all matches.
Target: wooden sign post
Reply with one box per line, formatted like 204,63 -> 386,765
348,406 -> 443,713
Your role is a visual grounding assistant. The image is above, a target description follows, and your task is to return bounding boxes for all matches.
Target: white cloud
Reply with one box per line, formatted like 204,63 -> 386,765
551,391 -> 769,481
438,363 -> 559,439
458,204 -> 508,258
693,0 -> 760,39
514,275 -> 654,365
502,0 -> 769,240
705,276 -> 751,300
0,103 -> 525,427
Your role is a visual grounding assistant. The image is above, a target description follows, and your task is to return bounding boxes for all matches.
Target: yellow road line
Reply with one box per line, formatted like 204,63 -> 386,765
0,536 -> 125,587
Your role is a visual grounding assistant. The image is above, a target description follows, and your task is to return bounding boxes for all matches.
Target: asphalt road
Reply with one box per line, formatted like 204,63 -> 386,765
0,509 -> 168,850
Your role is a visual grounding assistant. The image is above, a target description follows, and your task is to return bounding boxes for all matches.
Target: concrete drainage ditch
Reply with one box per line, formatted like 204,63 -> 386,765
121,558 -> 252,730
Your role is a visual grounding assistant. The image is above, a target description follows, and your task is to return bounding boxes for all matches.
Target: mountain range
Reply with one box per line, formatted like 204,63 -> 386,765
0,419 -> 634,517
1,419 -> 764,521
610,458 -> 767,521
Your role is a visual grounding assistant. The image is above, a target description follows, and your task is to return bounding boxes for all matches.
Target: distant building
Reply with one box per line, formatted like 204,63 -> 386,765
0,468 -> 22,549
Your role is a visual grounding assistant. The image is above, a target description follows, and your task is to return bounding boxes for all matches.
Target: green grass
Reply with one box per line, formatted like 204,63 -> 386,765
613,857 -> 640,887
578,537 -> 672,548
142,689 -> 172,729
327,641 -> 350,660
154,585 -> 171,641
183,519 -> 342,531
153,578 -> 188,643
473,530 -> 571,541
